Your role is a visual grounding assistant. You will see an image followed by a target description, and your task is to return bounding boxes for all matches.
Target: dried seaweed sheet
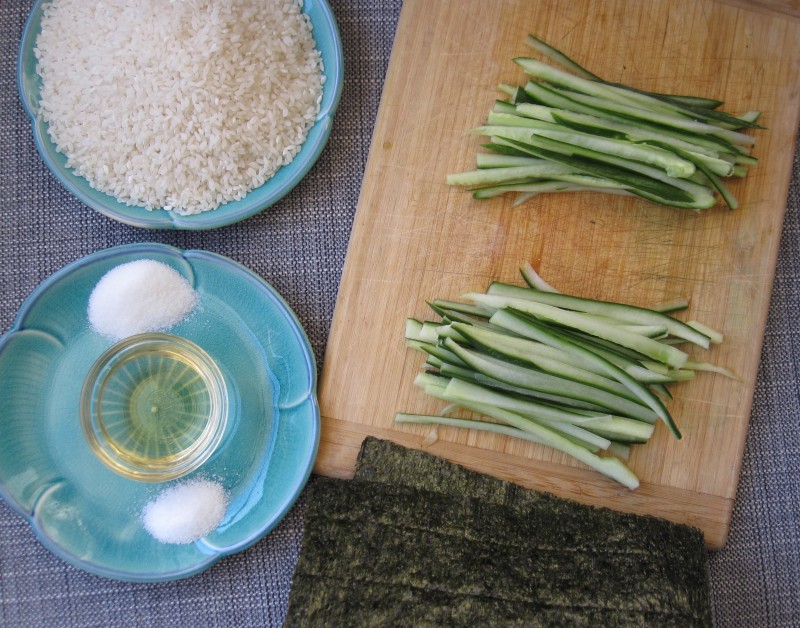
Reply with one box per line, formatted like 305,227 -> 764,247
286,438 -> 711,627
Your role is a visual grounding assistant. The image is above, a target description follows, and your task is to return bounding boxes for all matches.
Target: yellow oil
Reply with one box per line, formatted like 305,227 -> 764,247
82,333 -> 227,481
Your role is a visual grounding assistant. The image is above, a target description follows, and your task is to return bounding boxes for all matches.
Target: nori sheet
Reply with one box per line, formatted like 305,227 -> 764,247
286,438 -> 712,627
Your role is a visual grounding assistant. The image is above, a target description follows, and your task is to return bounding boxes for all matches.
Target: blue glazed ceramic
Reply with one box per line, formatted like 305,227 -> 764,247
0,244 -> 319,581
17,0 -> 344,230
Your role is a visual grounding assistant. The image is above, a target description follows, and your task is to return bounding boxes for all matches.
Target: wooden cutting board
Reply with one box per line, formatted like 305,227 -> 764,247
316,0 -> 800,549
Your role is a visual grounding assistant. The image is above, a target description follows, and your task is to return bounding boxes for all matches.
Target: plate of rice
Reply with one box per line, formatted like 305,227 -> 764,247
17,0 -> 344,230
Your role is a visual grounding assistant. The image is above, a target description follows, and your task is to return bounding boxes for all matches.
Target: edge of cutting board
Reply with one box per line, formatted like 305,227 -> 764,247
313,418 -> 733,549
316,0 -> 800,550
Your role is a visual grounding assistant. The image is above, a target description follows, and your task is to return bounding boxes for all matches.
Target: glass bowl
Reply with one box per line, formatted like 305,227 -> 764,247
80,333 -> 229,482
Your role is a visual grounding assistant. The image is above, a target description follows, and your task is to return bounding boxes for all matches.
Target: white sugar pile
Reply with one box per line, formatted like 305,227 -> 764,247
34,0 -> 324,215
142,479 -> 228,544
88,259 -> 197,340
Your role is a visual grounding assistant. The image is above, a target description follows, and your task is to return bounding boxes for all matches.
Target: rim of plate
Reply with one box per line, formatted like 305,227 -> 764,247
16,0 -> 345,230
0,243 -> 320,581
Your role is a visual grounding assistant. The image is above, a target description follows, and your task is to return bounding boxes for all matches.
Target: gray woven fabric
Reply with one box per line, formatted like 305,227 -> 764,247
0,0 -> 797,626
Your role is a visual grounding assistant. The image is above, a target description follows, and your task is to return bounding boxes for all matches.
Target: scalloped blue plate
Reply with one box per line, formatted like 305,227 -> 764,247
0,244 -> 319,581
17,0 -> 344,230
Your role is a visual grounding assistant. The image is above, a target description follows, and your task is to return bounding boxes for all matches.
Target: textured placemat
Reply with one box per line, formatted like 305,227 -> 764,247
287,438 -> 711,626
0,0 -> 797,626
0,1 -> 400,625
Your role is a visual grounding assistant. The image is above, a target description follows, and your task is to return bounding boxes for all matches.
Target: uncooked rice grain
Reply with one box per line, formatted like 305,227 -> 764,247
34,0 -> 325,215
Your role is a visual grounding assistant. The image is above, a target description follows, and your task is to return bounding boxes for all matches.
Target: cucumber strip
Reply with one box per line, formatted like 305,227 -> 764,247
559,327 -> 656,361
487,308 -> 680,437
487,111 -> 556,128
420,321 -> 442,342
691,157 -> 739,209
491,136 -> 716,210
735,153 -> 758,166
509,85 -> 534,104
558,331 -> 696,383
414,370 -> 451,391
405,318 -> 423,341
446,163 -> 576,186
443,338 -> 659,422
609,85 -> 724,110
514,191 -> 536,206
433,307 -> 487,326
481,141 -> 531,157
417,342 -> 469,368
417,371 -> 606,426
520,261 -> 560,292
523,34 -> 601,80
517,104 -> 722,159
495,83 -> 531,105
535,418 -> 613,450
439,362 -> 615,414
492,98 -> 519,114
395,412 -> 640,489
522,82 -> 741,157
487,131 -> 716,198
442,378 -> 601,431
404,319 -> 439,343
648,141 -> 739,209
608,441 -> 632,460
522,35 -> 728,112
476,153 -> 545,168
686,320 -> 723,344
515,57 -> 760,143
514,103 -> 559,124
681,104 -> 764,131
576,314 -> 669,337
428,299 -> 496,319
471,179 -> 631,200
667,149 -> 734,178
475,168 -> 633,191
516,57 -> 680,116
650,298 -> 690,313
451,322 -> 641,402
443,324 -> 678,392
544,111 -> 735,176
425,355 -> 444,369
483,282 -> 711,347
476,124 -> 697,178
497,83 -> 516,98
651,383 -> 673,400
436,323 -> 468,341
683,360 -> 740,380
406,339 -> 430,353
446,401 -> 606,451
504,188 -> 636,207
473,182 -> 622,200
580,417 -> 655,443
737,110 -> 762,124
655,95 -> 724,109
444,377 -> 614,425
551,88 -> 756,147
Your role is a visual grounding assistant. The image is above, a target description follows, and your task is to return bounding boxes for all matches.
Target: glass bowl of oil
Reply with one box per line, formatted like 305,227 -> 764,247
80,332 -> 228,482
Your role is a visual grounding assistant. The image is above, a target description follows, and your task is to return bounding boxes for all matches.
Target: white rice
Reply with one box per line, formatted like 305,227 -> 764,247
34,0 -> 324,215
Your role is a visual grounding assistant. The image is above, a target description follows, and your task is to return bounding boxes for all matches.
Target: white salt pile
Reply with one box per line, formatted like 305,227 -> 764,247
88,259 -> 197,341
142,479 -> 228,545
34,0 -> 325,214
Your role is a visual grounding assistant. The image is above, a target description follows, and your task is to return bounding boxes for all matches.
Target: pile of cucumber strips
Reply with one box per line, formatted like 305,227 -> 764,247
447,35 -> 762,210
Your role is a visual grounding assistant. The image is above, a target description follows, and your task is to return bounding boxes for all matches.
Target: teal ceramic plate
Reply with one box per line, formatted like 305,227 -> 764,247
0,244 -> 319,581
17,0 -> 344,230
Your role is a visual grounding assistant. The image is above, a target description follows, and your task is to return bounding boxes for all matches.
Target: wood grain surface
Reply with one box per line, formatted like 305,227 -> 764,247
317,0 -> 800,548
